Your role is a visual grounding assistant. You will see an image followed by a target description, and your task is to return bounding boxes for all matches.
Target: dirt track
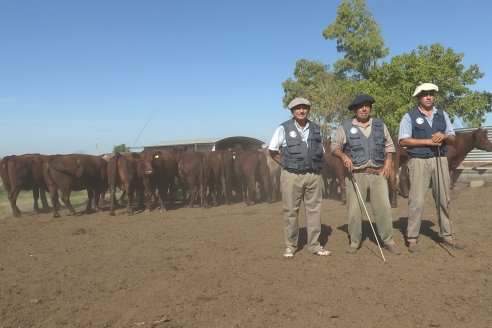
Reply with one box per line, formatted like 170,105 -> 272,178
0,183 -> 491,327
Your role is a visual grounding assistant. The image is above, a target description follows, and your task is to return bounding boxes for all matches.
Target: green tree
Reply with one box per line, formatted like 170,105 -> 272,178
363,43 -> 491,135
113,144 -> 129,153
322,0 -> 388,79
282,0 -> 491,134
282,59 -> 354,135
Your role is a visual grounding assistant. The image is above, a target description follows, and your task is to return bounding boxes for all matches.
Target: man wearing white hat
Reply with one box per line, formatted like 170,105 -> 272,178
398,83 -> 465,253
268,97 -> 331,258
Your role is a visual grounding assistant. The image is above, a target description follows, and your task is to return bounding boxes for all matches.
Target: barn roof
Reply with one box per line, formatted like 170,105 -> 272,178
144,136 -> 265,151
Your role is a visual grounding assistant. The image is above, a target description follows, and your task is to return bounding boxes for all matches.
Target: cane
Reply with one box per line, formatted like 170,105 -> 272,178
436,146 -> 455,250
348,172 -> 386,262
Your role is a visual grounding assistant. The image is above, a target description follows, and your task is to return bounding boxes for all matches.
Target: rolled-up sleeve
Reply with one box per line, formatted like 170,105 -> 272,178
330,126 -> 346,152
398,113 -> 412,143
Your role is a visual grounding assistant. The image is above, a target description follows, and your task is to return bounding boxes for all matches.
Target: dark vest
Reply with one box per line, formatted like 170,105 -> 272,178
407,106 -> 448,158
280,119 -> 324,172
342,118 -> 386,167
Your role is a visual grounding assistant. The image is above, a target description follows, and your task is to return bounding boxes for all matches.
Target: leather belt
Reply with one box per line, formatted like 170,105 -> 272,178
285,169 -> 320,175
352,167 -> 383,175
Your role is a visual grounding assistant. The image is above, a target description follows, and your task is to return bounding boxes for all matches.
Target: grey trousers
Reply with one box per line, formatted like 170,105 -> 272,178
345,173 -> 395,247
407,157 -> 453,240
280,169 -> 324,253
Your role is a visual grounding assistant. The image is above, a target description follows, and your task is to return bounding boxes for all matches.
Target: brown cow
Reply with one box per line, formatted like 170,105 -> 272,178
43,154 -> 108,218
107,152 -> 146,215
140,150 -> 179,212
202,150 -> 236,206
234,149 -> 271,205
174,148 -> 207,208
259,147 -> 281,202
322,139 -> 346,204
0,154 -> 50,217
398,127 -> 492,197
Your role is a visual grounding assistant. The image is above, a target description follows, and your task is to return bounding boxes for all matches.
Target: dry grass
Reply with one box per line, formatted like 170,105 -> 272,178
0,182 -> 90,217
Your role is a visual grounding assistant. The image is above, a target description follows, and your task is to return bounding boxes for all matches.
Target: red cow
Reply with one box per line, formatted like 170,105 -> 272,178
0,154 -> 50,217
234,149 -> 271,205
174,149 -> 207,208
43,154 -> 108,218
322,139 -> 346,204
140,150 -> 179,212
107,152 -> 146,215
259,147 -> 281,202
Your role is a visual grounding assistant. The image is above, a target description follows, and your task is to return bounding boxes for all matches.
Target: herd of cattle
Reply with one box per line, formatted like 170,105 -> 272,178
1,128 -> 491,218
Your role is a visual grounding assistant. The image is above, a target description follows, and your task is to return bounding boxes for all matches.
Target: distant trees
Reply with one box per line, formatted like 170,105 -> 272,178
282,0 -> 491,136
113,144 -> 129,153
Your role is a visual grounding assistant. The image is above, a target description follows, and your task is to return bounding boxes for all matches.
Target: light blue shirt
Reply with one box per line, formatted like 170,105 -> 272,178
398,106 -> 455,143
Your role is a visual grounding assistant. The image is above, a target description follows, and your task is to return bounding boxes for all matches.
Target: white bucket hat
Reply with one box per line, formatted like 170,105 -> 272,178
412,83 -> 439,97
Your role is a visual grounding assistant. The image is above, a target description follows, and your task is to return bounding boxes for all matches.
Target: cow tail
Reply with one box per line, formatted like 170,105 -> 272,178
0,156 -> 13,194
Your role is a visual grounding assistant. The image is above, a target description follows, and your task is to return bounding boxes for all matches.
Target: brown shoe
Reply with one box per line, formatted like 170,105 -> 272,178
346,246 -> 358,254
408,241 -> 420,253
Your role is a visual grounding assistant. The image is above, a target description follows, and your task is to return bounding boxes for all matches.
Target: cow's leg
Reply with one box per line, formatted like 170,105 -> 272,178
40,188 -> 50,211
32,188 -> 41,213
388,169 -> 398,208
59,190 -> 76,216
246,175 -> 255,205
337,175 -> 347,204
49,189 -> 61,218
109,186 -> 117,216
8,188 -> 22,217
85,189 -> 94,213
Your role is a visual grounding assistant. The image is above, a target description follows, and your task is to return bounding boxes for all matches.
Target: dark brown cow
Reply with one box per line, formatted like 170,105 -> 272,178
322,139 -> 346,204
202,150 -> 236,206
174,149 -> 207,208
398,128 -> 492,197
43,154 -> 108,218
107,152 -> 146,215
234,149 -> 271,205
259,147 -> 281,202
0,154 -> 50,217
140,150 -> 179,212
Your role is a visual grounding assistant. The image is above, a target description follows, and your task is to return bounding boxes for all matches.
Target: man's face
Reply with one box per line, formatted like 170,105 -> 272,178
291,105 -> 310,121
354,102 -> 372,122
418,91 -> 435,109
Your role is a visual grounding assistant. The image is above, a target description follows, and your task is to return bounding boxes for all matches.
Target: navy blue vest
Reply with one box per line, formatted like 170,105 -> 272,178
407,106 -> 448,158
280,119 -> 324,172
342,118 -> 386,167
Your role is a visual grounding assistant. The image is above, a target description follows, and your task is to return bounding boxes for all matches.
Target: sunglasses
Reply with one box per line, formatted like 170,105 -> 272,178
420,91 -> 436,97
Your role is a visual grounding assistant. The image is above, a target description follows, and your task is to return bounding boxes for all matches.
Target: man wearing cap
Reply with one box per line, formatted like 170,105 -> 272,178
331,94 -> 400,255
268,97 -> 331,258
398,83 -> 465,253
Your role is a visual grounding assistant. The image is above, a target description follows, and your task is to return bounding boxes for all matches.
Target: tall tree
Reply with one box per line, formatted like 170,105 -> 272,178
282,59 -> 353,134
362,43 -> 491,135
322,0 -> 388,79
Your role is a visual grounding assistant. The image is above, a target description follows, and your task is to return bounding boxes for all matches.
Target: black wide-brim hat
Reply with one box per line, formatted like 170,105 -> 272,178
348,94 -> 375,110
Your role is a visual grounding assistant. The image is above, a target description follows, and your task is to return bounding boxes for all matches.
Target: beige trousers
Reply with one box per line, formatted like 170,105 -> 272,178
280,169 -> 324,253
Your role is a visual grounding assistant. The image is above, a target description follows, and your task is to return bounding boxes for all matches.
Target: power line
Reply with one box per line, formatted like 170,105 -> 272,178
133,109 -> 156,147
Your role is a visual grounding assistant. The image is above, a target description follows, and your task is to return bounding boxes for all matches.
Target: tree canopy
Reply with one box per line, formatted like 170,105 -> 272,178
113,144 -> 130,153
282,0 -> 491,136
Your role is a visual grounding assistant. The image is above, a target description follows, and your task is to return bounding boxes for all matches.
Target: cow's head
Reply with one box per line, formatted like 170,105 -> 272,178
474,128 -> 492,151
140,150 -> 159,175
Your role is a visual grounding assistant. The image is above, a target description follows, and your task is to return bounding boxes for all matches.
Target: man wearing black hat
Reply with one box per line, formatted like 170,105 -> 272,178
268,97 -> 331,258
331,94 -> 400,255
398,83 -> 464,253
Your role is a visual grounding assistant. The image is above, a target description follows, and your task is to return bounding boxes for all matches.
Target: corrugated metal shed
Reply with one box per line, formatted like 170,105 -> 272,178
144,136 -> 265,152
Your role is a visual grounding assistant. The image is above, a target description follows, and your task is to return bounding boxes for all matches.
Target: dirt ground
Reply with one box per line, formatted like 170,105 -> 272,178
0,183 -> 491,328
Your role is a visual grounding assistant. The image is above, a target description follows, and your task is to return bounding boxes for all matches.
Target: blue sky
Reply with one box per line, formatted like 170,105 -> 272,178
1,0 -> 491,156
